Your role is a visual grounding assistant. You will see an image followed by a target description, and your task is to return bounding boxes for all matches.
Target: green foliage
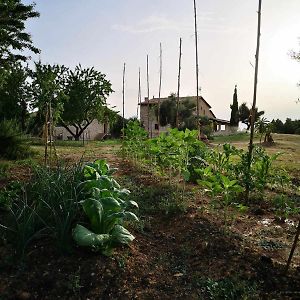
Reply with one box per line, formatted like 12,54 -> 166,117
271,118 -> 300,135
0,0 -> 40,65
122,120 -> 148,160
60,65 -> 114,140
197,167 -> 244,228
0,163 -> 83,259
272,194 -> 300,220
0,119 -> 32,159
0,181 -> 22,209
198,277 -> 258,300
73,160 -> 138,255
230,85 -> 239,126
238,103 -> 264,130
0,63 -> 29,130
157,94 -> 197,129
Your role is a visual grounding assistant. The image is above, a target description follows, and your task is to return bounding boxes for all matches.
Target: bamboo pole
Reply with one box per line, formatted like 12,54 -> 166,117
285,218 -> 300,273
137,67 -> 141,119
193,0 -> 200,137
147,55 -> 150,137
176,37 -> 182,129
122,63 -> 126,140
158,43 -> 162,135
246,0 -> 262,201
44,104 -> 49,165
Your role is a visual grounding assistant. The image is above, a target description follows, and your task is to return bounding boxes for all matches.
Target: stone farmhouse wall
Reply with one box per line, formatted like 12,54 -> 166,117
140,96 -> 215,137
54,119 -> 109,141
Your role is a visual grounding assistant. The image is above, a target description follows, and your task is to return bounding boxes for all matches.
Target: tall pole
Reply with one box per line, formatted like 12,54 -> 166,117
137,67 -> 141,118
176,37 -> 182,129
122,63 -> 126,139
158,43 -> 162,135
147,54 -> 150,137
193,0 -> 200,136
246,0 -> 262,201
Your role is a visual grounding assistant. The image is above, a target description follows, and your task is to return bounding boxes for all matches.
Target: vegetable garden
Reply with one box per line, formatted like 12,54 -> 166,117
1,127 -> 299,299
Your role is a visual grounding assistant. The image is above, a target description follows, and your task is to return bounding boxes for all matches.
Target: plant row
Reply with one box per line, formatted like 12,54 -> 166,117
0,160 -> 138,260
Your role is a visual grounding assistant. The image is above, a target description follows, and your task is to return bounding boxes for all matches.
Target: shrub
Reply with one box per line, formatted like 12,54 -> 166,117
0,119 -> 32,159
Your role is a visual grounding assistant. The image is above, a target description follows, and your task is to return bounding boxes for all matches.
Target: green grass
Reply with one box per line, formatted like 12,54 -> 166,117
212,132 -> 255,143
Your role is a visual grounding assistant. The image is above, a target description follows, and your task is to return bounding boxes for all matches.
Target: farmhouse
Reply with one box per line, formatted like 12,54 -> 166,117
139,96 -> 232,137
54,119 -> 109,141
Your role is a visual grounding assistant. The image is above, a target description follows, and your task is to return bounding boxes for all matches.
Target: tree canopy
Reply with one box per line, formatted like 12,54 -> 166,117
0,0 -> 40,65
238,102 -> 264,130
0,62 -> 29,130
157,94 -> 197,130
60,65 -> 114,140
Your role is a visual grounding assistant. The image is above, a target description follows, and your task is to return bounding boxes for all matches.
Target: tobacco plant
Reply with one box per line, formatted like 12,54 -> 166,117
197,167 -> 244,230
73,160 -> 138,255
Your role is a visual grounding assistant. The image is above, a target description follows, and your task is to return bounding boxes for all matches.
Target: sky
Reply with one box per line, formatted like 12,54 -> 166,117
24,0 -> 300,121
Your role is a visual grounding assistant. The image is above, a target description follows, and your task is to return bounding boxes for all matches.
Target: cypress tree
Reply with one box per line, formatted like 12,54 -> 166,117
230,85 -> 239,126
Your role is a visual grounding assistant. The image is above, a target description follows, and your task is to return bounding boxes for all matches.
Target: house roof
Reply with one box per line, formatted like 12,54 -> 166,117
139,95 -> 212,109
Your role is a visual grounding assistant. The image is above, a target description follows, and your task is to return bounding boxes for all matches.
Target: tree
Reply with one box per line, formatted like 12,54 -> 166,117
157,93 -> 197,129
238,102 -> 264,130
0,62 -> 29,131
255,117 -> 274,144
230,85 -> 239,126
29,62 -> 68,135
60,65 -> 114,140
0,0 -> 40,65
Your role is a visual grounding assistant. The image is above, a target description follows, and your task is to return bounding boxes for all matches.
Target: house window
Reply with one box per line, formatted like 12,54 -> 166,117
154,124 -> 159,130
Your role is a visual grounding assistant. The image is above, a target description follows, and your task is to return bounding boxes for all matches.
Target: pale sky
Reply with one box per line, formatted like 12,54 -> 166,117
24,0 -> 300,121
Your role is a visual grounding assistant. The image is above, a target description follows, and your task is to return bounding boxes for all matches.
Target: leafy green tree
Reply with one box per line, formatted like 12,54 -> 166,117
60,65 -> 114,140
271,119 -> 284,133
230,85 -> 239,126
0,63 -> 29,130
29,62 -> 68,135
255,117 -> 274,144
0,0 -> 40,65
238,103 -> 264,130
157,93 -> 196,129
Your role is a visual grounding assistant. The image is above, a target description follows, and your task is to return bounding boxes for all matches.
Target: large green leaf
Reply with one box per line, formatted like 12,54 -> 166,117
111,225 -> 135,244
82,198 -> 103,233
100,197 -> 121,211
72,224 -> 110,250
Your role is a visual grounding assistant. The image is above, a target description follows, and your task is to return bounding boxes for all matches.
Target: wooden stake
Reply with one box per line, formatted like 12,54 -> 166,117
122,63 -> 126,139
285,218 -> 300,273
193,0 -> 200,136
158,43 -> 162,135
246,0 -> 262,201
137,67 -> 141,118
147,55 -> 150,137
176,37 -> 182,129
44,104 -> 49,165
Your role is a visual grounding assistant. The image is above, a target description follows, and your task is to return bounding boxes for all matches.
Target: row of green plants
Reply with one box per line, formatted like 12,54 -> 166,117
122,121 -> 298,225
0,160 -> 138,260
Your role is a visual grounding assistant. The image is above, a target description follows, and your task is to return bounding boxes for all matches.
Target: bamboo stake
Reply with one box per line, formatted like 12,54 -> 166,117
44,104 -> 49,165
246,0 -> 262,201
122,63 -> 126,140
147,55 -> 150,137
137,67 -> 141,119
176,37 -> 182,129
193,0 -> 200,137
285,218 -> 300,273
158,42 -> 162,135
